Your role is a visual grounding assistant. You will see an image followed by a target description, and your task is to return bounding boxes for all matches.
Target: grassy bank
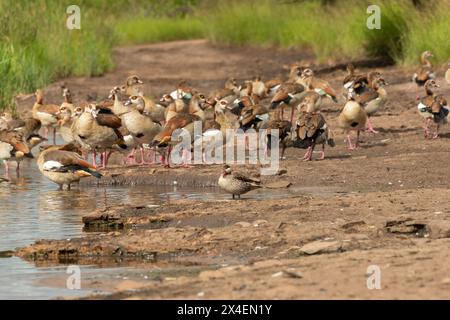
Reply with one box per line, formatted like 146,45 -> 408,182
1,0 -> 450,110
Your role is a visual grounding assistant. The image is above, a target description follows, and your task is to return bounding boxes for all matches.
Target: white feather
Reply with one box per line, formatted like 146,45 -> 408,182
0,142 -> 13,159
43,161 -> 63,171
417,102 -> 428,111
344,81 -> 354,89
256,113 -> 270,121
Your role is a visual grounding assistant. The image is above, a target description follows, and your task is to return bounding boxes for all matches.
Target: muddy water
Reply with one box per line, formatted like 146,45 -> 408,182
0,147 -> 294,299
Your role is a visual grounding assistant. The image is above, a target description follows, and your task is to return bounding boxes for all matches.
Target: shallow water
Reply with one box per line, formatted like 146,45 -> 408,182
0,144 -> 294,299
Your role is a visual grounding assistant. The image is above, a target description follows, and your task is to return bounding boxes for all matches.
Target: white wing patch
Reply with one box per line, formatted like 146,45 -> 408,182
43,161 -> 64,171
0,142 -> 13,159
256,113 -> 270,121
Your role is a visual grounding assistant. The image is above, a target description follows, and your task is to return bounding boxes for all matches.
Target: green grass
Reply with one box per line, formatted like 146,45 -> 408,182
0,0 -> 115,110
115,17 -> 204,45
1,0 -> 450,111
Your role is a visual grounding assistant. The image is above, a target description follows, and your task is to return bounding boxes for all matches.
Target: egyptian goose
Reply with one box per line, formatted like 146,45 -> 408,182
60,86 -> 75,113
123,96 -> 162,164
412,51 -> 435,100
218,164 -> 261,199
261,108 -> 292,159
299,68 -> 338,103
71,104 -> 126,168
270,82 -> 306,123
265,77 -> 283,97
57,105 -> 76,144
297,91 -> 323,113
338,99 -> 367,150
239,103 -> 270,131
0,129 -> 33,177
123,75 -> 144,96
429,94 -> 450,138
445,63 -> 450,84
351,77 -> 388,133
251,76 -> 267,98
342,64 -> 377,96
294,106 -> 335,161
417,80 -> 440,138
37,144 -> 102,190
151,113 -> 201,167
206,78 -> 240,107
32,89 -> 60,144
151,93 -> 204,168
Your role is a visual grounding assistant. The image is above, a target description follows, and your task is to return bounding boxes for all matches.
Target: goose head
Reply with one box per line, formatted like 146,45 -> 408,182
126,75 -> 143,86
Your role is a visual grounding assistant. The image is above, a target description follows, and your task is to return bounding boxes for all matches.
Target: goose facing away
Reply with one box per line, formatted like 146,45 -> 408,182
218,164 -> 262,199
338,100 -> 367,150
294,111 -> 335,161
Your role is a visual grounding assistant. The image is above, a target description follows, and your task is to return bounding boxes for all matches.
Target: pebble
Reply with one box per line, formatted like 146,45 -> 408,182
235,221 -> 252,228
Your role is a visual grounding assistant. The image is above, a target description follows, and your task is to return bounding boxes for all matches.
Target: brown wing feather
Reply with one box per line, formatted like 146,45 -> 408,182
95,113 -> 122,129
232,172 -> 260,184
44,150 -> 96,169
416,66 -> 433,81
356,89 -> 379,105
39,104 -> 60,114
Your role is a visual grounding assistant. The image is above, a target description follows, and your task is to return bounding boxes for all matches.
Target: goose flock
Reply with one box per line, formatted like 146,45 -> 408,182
1,51 -> 449,196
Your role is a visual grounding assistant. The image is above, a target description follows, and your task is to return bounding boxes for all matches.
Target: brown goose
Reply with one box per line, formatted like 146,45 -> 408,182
429,94 -> 449,138
0,130 -> 33,177
218,164 -> 261,199
38,144 -> 102,190
299,68 -> 338,103
270,82 -> 306,123
72,104 -> 126,168
294,110 -> 335,161
351,77 -> 388,133
412,51 -> 435,100
32,89 -> 60,144
417,80 -> 440,138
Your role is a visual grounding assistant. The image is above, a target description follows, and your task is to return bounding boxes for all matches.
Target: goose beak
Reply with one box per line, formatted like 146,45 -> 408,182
137,79 -> 143,84
124,100 -> 132,106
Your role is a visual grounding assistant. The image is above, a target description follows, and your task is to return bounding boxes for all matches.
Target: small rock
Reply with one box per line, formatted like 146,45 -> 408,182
300,240 -> 343,255
253,219 -> 268,227
197,292 -> 205,297
235,221 -> 252,228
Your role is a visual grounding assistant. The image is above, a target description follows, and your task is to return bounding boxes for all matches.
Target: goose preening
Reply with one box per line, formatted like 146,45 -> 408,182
294,110 -> 335,161
37,143 -> 102,190
351,76 -> 388,134
218,164 -> 262,199
417,80 -> 440,139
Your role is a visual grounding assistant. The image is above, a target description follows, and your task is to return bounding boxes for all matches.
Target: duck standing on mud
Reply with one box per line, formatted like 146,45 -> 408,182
218,164 -> 262,199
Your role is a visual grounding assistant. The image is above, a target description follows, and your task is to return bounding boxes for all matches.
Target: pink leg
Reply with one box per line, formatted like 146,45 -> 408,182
105,151 -> 112,167
317,145 -> 325,160
347,134 -> 356,150
43,127 -> 49,140
153,147 -> 157,163
123,148 -> 136,165
424,118 -> 432,138
53,128 -> 57,145
92,150 -> 97,168
432,123 -> 440,139
290,106 -> 295,124
4,161 -> 10,179
302,146 -> 313,161
366,118 -> 379,134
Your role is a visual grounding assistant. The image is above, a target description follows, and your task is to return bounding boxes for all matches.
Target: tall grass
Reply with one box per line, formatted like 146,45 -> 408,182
0,0 -> 115,110
115,17 -> 203,45
2,0 -> 450,111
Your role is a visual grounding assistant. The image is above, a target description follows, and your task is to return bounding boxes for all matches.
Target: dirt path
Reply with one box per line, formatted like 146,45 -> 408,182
14,40 -> 450,299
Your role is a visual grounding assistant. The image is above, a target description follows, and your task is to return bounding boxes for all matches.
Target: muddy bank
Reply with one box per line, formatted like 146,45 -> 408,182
11,40 -> 450,299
